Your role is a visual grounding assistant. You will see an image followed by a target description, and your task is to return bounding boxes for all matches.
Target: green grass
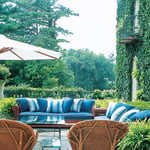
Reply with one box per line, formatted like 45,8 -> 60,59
95,99 -> 150,110
126,100 -> 150,110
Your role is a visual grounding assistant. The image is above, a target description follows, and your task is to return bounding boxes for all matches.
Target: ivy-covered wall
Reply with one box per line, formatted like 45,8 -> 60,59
116,0 -> 150,101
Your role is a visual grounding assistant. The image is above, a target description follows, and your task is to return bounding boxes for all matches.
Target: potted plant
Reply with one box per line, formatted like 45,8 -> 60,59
117,120 -> 150,150
0,64 -> 11,99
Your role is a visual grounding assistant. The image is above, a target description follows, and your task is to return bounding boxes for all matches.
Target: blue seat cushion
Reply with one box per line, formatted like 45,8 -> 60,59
62,98 -> 73,113
18,115 -> 64,123
64,112 -> 93,120
81,99 -> 95,113
129,110 -> 150,121
19,112 -> 93,121
94,116 -> 110,120
16,98 -> 29,112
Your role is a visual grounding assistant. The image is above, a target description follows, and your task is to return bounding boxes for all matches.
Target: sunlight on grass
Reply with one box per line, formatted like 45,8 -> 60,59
95,99 -> 150,110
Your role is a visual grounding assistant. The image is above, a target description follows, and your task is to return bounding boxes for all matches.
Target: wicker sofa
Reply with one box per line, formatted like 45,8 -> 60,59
12,97 -> 95,126
94,102 -> 150,122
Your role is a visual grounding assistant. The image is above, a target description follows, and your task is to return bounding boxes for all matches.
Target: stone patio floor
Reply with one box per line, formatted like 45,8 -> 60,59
33,128 -> 72,150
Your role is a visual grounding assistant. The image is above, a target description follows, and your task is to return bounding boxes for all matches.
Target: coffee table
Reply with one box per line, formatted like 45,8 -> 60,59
18,115 -> 65,150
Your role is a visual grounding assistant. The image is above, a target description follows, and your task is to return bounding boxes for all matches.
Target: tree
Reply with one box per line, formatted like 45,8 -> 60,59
65,49 -> 115,91
0,0 -> 78,88
0,0 -> 78,50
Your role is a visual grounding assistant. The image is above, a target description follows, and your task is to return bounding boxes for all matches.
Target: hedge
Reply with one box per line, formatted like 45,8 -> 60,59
4,85 -> 87,98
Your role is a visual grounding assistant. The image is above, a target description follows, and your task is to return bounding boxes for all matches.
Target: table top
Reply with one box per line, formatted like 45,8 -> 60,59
18,115 -> 65,125
42,137 -> 61,148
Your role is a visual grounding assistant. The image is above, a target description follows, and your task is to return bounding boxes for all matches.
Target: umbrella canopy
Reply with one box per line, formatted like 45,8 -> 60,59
0,34 -> 62,60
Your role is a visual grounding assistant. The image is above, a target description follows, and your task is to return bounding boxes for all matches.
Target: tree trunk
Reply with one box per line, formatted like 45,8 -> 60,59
0,80 -> 6,99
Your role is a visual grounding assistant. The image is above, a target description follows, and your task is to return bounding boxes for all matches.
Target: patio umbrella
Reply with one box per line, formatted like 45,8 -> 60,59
0,34 -> 62,98
0,34 -> 62,60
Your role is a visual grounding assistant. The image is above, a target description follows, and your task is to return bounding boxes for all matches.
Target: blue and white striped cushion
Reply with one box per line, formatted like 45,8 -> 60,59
27,98 -> 39,112
106,102 -> 117,118
70,99 -> 83,112
111,106 -> 126,121
46,99 -> 53,112
46,99 -> 63,113
52,100 -> 63,113
119,109 -> 140,122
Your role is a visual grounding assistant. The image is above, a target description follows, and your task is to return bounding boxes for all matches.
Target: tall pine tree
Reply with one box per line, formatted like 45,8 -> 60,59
0,0 -> 78,88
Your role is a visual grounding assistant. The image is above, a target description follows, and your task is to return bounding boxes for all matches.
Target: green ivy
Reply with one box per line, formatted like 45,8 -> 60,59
116,0 -> 150,101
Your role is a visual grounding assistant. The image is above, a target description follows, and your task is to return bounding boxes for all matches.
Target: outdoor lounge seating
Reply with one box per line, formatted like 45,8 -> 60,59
0,119 -> 38,150
67,120 -> 128,150
94,102 -> 150,122
12,97 -> 95,126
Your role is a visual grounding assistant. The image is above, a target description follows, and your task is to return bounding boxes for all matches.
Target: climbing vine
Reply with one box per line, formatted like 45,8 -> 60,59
116,0 -> 150,101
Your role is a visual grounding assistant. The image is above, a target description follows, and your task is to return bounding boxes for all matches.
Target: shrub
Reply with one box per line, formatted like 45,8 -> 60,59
0,98 -> 16,119
117,120 -> 150,150
4,85 -> 85,98
95,99 -> 110,108
91,89 -> 103,99
102,90 -> 114,98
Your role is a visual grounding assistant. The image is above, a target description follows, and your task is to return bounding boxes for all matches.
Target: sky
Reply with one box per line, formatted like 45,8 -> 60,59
57,0 -> 117,57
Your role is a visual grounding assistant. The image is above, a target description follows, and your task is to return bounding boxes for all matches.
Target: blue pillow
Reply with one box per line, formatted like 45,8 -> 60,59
70,99 -> 83,112
16,98 -> 29,112
81,99 -> 95,113
130,110 -> 150,121
62,98 -> 73,113
37,98 -> 48,112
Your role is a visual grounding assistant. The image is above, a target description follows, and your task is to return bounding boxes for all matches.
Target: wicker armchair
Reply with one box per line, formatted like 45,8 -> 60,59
68,120 -> 128,150
0,119 -> 38,150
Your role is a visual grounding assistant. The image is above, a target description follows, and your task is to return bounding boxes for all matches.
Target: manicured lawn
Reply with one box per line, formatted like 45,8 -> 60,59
95,99 -> 150,110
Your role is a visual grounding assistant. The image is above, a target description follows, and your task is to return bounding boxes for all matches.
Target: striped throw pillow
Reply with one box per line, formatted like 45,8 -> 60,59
46,99 -> 63,113
106,102 -> 117,118
119,108 -> 140,122
111,106 -> 126,121
27,98 -> 40,112
46,98 -> 53,112
70,99 -> 83,112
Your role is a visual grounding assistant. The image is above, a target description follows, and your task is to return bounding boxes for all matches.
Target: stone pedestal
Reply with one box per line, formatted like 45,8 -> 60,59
0,80 -> 6,99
